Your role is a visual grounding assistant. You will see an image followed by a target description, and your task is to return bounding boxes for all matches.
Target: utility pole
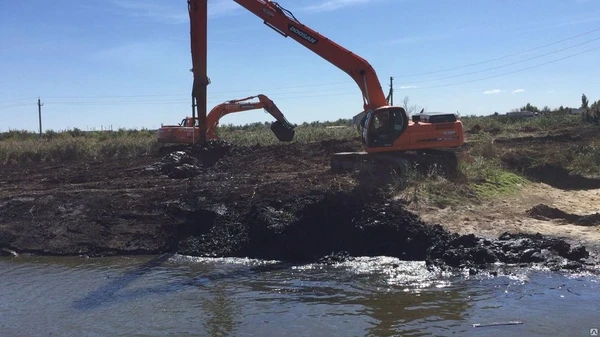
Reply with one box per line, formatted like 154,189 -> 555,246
389,76 -> 394,106
37,97 -> 43,138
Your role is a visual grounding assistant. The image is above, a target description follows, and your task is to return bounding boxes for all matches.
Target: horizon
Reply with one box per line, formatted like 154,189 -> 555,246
1,0 -> 599,132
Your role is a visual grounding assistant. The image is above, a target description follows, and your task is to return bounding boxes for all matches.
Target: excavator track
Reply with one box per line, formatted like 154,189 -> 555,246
330,149 -> 458,177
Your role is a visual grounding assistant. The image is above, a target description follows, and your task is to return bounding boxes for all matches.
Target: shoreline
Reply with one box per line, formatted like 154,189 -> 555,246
1,139 -> 599,274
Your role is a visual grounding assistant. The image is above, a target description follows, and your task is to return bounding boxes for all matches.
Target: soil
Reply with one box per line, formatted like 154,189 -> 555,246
409,124 -> 600,269
1,128 -> 599,274
413,184 -> 600,252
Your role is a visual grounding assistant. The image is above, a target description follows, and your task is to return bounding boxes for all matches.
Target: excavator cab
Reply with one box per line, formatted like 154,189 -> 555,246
179,117 -> 198,127
362,106 -> 409,148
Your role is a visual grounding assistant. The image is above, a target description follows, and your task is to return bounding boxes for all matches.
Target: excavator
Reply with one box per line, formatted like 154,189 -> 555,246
156,94 -> 295,144
232,0 -> 465,174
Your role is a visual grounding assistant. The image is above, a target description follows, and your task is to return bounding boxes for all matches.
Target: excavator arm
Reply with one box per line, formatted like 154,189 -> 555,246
206,94 -> 295,141
232,0 -> 388,112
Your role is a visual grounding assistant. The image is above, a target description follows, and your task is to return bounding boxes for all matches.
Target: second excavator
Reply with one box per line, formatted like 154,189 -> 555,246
157,94 -> 295,144
233,0 -> 465,175
206,94 -> 295,141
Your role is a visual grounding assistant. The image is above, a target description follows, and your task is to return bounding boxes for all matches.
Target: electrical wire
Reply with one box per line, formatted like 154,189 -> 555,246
41,86 -> 357,105
0,97 -> 38,104
400,35 -> 600,85
416,43 -> 600,89
394,26 -> 600,78
42,91 -> 359,106
0,103 -> 36,110
2,28 -> 599,107
38,81 -> 352,100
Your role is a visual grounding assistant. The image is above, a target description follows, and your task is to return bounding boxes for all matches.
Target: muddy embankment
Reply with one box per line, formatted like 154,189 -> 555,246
0,139 -> 597,273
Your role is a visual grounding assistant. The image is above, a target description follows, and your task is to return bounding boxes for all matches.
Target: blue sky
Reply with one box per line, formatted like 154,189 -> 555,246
1,0 -> 600,132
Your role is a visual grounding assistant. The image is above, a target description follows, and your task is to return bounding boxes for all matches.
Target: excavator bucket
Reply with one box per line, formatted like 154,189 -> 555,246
270,121 -> 295,142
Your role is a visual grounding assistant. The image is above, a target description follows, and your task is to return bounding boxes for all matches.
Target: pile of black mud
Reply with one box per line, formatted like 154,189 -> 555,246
172,188 -> 596,274
428,232 -> 592,273
527,204 -> 600,226
146,140 -> 245,178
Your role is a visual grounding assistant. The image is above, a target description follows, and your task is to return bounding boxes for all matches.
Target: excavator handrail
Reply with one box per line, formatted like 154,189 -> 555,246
233,0 -> 389,112
226,95 -> 259,104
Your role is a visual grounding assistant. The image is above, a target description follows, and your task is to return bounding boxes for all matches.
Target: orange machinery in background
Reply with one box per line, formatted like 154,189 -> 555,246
157,94 -> 295,144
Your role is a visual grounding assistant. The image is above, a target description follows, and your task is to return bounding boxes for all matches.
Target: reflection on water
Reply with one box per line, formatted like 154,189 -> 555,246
0,254 -> 599,337
202,283 -> 240,337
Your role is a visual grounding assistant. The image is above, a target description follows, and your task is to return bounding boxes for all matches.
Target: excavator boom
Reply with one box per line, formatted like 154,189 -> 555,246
233,0 -> 387,111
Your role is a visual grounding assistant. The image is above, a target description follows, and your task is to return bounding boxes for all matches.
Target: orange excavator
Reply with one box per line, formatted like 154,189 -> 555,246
233,0 -> 465,173
157,94 -> 295,144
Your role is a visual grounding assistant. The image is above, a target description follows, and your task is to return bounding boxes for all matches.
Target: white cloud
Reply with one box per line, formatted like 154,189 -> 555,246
512,89 -> 525,94
110,0 -> 238,24
303,0 -> 383,12
483,89 -> 503,95
547,90 -> 556,93
399,85 -> 418,89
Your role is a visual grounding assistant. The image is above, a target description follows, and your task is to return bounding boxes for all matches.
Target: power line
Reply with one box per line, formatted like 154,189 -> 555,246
415,43 -> 600,89
400,34 -> 600,85
2,33 -> 599,108
0,103 -> 35,110
39,91 -> 359,107
395,26 -> 600,78
39,81 -> 352,100
0,97 -> 38,104
1,39 -> 596,112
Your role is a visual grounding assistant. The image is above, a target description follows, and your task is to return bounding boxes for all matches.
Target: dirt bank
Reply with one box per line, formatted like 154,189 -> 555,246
0,139 -> 598,273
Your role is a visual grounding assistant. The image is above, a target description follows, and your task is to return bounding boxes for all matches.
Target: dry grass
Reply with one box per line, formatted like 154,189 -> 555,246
218,124 -> 358,146
461,112 -> 583,138
0,123 -> 359,165
0,137 -> 158,165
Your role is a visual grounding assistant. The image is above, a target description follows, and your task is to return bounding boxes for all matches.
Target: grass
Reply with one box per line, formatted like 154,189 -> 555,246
0,123 -> 359,164
217,123 -> 358,146
460,112 -> 584,138
397,156 -> 528,209
396,111 -> 598,209
570,141 -> 600,176
0,137 -> 158,165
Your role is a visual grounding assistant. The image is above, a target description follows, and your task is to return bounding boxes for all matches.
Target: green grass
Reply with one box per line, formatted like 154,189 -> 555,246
0,136 -> 159,165
570,141 -> 600,176
464,159 -> 527,199
217,123 -> 358,146
0,122 -> 359,165
460,112 -> 584,138
398,156 -> 528,209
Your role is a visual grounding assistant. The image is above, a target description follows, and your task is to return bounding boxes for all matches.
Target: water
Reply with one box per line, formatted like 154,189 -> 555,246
1,254 -> 599,337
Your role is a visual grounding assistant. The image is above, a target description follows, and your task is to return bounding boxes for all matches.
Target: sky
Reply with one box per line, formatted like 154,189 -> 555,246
1,0 -> 600,132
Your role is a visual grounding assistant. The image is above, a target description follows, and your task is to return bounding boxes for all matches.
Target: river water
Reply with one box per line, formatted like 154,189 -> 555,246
1,254 -> 599,337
